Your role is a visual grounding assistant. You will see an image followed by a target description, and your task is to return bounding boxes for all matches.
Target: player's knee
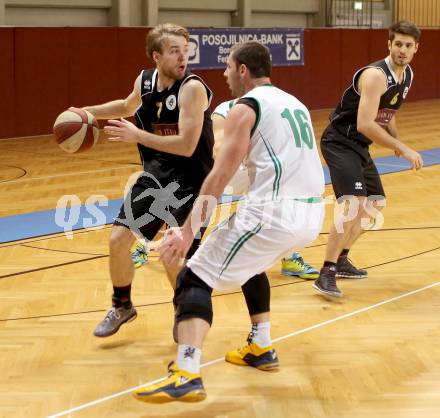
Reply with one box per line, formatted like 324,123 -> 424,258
174,267 -> 213,326
109,225 -> 135,253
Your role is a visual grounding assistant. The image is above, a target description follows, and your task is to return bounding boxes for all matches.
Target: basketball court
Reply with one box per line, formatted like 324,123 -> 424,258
1,99 -> 440,417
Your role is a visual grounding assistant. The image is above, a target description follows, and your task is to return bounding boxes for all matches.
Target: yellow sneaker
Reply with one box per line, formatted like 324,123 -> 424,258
133,362 -> 207,403
225,342 -> 279,371
281,252 -> 319,279
131,243 -> 147,269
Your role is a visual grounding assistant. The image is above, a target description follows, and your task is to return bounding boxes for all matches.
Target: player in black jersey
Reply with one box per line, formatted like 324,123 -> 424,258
314,21 -> 424,298
82,23 -> 214,337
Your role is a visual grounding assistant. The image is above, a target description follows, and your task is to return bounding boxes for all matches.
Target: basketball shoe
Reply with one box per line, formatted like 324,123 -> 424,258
93,304 -> 137,337
131,243 -> 148,269
133,361 -> 206,403
313,265 -> 342,297
336,256 -> 367,278
225,338 -> 279,371
281,252 -> 319,279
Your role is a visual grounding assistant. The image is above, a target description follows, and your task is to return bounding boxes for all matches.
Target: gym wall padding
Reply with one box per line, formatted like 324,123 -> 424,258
0,27 -> 439,139
0,28 -> 15,139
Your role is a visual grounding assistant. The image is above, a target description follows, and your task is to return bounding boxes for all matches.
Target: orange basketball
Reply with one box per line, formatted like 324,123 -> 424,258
53,107 -> 99,153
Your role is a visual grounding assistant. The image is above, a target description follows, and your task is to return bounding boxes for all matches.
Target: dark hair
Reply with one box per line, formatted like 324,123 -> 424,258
146,23 -> 189,60
230,41 -> 271,78
389,21 -> 421,42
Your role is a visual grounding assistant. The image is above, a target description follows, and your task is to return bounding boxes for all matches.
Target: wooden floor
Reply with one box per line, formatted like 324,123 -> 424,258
1,99 -> 440,418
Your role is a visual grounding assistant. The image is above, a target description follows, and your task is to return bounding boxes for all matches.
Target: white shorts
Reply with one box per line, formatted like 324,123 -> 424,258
187,200 -> 324,291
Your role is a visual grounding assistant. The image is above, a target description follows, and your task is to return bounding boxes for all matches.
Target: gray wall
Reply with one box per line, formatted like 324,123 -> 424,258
1,0 -> 321,27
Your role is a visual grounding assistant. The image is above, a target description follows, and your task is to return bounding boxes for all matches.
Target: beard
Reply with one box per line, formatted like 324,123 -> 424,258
391,53 -> 409,67
162,65 -> 186,81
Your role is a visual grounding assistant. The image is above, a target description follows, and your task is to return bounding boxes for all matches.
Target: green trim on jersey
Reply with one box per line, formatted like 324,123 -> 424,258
212,112 -> 226,118
220,223 -> 263,277
260,132 -> 282,200
294,197 -> 322,203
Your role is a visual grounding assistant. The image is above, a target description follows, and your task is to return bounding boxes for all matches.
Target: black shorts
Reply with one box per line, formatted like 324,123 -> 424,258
321,136 -> 385,201
114,176 -> 202,258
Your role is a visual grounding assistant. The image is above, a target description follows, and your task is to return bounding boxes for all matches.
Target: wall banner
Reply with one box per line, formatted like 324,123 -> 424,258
188,28 -> 304,70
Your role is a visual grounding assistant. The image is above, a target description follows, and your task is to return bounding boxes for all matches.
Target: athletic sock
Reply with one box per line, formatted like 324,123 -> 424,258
249,321 -> 271,348
112,284 -> 132,308
177,345 -> 201,374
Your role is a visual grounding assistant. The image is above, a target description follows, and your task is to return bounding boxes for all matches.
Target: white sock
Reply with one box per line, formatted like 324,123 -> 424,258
176,345 -> 201,374
249,322 -> 271,348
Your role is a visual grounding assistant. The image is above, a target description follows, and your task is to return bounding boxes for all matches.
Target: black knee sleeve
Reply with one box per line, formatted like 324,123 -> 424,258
174,266 -> 213,326
241,272 -> 270,316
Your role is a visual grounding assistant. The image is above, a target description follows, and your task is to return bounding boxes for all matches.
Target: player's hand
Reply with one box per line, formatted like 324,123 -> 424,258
105,118 -> 141,143
400,147 -> 423,170
159,227 -> 194,267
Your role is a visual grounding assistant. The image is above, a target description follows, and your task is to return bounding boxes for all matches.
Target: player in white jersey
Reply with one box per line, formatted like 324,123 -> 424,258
213,99 -> 320,279
130,99 -> 320,278
133,41 -> 325,404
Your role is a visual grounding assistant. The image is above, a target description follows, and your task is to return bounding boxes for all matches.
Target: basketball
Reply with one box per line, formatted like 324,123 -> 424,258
53,107 -> 99,153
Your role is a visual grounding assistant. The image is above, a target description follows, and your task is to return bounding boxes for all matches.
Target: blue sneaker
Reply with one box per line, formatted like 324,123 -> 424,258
133,362 -> 207,403
131,243 -> 148,269
281,252 -> 319,280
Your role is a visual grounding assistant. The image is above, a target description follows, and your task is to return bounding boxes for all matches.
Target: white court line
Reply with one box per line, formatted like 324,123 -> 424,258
46,280 -> 440,418
1,165 -> 138,185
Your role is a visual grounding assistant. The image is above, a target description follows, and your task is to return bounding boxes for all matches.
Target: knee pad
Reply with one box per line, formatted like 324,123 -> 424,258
241,272 -> 270,315
174,267 -> 213,326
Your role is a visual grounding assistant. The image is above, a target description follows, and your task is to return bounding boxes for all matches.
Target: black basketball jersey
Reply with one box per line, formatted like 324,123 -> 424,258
328,57 -> 413,147
134,69 -> 214,192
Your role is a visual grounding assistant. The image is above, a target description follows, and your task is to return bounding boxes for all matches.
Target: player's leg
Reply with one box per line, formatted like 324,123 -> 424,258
93,225 -> 138,337
134,266 -> 212,403
170,228 -> 206,343
226,272 -> 279,370
134,201 -> 323,402
326,196 -> 368,277
161,198 -> 203,291
314,140 -> 367,297
94,182 -> 163,337
336,156 -> 385,278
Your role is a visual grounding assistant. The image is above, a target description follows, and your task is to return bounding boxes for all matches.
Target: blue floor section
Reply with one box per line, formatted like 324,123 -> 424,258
1,148 -> 440,244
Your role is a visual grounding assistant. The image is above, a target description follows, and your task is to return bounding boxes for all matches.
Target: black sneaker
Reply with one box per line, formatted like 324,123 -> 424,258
336,256 -> 368,279
313,266 -> 342,297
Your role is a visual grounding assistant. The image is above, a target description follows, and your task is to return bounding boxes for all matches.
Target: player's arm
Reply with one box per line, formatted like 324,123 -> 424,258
211,113 -> 226,157
83,74 -> 142,119
159,103 -> 253,265
386,116 -> 403,156
135,79 -> 208,156
182,103 -> 253,235
357,69 -> 422,169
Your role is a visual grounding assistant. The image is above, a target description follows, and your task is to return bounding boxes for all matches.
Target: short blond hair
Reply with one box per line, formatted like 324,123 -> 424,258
146,23 -> 189,60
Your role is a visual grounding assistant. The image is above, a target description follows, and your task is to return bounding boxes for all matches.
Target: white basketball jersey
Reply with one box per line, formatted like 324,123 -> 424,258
212,100 -> 235,118
242,85 -> 324,202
